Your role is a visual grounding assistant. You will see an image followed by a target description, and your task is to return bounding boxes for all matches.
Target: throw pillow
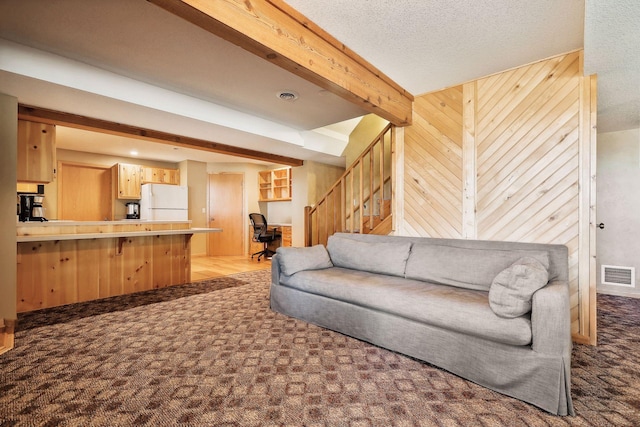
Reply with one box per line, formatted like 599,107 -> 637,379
489,257 -> 549,318
326,235 -> 412,277
276,244 -> 333,276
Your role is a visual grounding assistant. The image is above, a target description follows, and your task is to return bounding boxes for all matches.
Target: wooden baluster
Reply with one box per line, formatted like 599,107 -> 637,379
369,148 -> 374,231
340,178 -> 346,233
359,161 -> 364,234
304,205 -> 312,247
380,134 -> 386,220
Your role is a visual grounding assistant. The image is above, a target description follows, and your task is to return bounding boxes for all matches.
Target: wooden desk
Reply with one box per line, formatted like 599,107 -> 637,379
249,224 -> 292,255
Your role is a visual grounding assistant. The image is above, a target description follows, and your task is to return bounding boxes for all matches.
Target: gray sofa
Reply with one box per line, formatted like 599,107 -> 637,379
270,232 -> 574,416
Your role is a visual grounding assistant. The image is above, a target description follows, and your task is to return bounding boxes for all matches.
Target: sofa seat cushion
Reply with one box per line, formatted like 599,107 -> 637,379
279,267 -> 532,346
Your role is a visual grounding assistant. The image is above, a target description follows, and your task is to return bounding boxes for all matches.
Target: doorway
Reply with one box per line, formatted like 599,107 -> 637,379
208,173 -> 244,256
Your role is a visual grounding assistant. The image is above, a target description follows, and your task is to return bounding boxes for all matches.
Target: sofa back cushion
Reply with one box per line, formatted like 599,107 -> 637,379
405,244 -> 550,291
327,234 -> 412,277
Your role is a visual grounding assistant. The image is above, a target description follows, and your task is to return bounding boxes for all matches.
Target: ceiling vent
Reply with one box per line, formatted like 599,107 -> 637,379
601,265 -> 635,287
276,90 -> 299,101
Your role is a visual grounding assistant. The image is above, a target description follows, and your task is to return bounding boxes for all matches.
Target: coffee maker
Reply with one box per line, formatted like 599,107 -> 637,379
18,193 -> 47,222
18,194 -> 32,222
31,195 -> 46,221
125,202 -> 140,219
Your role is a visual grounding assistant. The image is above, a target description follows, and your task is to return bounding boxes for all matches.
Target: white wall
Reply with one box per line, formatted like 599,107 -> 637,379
264,201 -> 292,224
290,160 -> 345,246
343,114 -> 388,167
596,127 -> 640,297
179,160 -> 208,255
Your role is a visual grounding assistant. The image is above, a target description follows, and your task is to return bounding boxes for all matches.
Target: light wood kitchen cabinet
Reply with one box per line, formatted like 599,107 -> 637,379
17,120 -> 56,183
164,168 -> 180,185
112,163 -> 143,199
16,183 -> 39,193
141,166 -> 180,185
258,167 -> 291,201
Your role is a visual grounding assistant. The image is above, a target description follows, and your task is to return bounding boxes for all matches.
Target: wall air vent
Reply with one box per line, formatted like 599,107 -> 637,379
601,265 -> 635,287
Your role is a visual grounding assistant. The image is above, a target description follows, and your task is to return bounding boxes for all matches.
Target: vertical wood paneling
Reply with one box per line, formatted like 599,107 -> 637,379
578,73 -> 598,345
16,234 -> 192,313
462,82 -> 477,239
404,86 -> 463,238
392,126 -> 404,235
401,51 -> 596,344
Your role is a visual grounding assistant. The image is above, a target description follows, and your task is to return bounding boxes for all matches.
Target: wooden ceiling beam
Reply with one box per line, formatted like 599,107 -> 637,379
18,105 -> 304,167
147,0 -> 414,126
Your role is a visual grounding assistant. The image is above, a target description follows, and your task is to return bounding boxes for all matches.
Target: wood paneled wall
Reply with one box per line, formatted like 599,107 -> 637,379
401,51 -> 597,344
404,86 -> 464,238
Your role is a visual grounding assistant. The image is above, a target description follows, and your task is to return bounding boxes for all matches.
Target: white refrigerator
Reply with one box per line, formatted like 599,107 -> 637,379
140,184 -> 189,221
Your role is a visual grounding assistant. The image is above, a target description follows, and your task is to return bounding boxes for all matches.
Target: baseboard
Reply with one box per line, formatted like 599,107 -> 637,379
597,288 -> 640,299
0,319 -> 16,356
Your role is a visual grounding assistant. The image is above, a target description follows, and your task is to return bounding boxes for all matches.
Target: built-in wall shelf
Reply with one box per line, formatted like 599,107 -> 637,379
258,167 -> 291,201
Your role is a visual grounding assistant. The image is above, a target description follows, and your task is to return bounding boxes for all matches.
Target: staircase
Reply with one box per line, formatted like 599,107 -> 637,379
305,124 -> 395,247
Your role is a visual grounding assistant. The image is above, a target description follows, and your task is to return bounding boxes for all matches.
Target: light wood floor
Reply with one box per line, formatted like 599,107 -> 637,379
191,254 -> 271,282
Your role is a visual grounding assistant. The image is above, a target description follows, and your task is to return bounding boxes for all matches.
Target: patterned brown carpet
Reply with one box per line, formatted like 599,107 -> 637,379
1,269 -> 639,426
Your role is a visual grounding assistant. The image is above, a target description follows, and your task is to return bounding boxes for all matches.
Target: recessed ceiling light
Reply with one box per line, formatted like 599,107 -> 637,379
130,150 -> 138,156
276,90 -> 299,101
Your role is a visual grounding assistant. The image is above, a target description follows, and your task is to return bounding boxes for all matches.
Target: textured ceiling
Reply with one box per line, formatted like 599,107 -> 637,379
584,0 -> 640,132
285,0 -> 584,95
0,0 -> 638,166
288,0 -> 639,133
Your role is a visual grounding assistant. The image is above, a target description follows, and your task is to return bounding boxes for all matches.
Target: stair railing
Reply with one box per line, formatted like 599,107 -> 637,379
305,123 -> 394,246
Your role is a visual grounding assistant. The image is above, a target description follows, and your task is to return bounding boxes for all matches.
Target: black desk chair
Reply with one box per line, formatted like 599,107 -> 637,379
249,213 -> 281,261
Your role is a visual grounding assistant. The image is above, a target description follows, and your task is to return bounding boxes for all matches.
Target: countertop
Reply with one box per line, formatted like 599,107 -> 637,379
17,227 -> 222,243
16,220 -> 222,242
17,220 -> 191,226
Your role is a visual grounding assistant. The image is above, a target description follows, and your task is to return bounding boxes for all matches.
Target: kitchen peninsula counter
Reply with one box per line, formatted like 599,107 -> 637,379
16,220 -> 222,313
17,220 -> 221,242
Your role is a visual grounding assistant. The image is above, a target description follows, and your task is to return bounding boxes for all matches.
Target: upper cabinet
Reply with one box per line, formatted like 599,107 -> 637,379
17,120 -> 56,183
141,166 -> 180,185
112,163 -> 143,200
113,164 -> 179,200
258,167 -> 292,201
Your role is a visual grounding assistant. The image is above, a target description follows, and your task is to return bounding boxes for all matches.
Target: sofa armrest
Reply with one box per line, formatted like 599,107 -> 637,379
271,254 -> 282,285
531,280 -> 572,355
